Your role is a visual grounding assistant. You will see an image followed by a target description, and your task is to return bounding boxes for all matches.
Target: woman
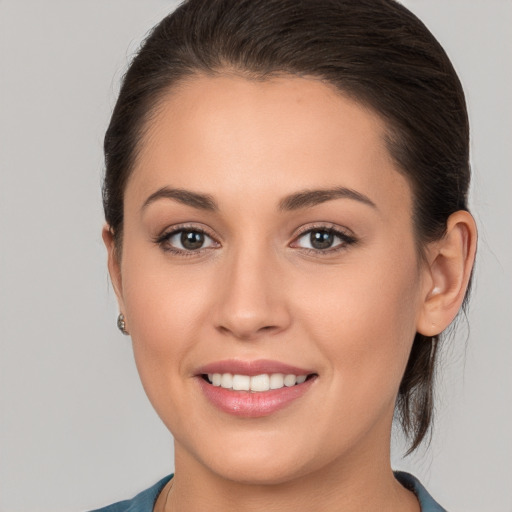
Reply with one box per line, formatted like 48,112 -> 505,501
95,0 -> 476,510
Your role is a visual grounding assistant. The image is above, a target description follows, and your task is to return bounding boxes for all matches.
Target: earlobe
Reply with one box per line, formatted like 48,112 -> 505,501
417,211 -> 477,336
102,224 -> 125,309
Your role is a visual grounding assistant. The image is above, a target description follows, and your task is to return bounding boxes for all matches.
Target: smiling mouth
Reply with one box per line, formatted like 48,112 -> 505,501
201,372 -> 317,392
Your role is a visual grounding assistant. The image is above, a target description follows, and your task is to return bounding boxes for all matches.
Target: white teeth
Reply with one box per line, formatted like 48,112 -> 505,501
284,374 -> 296,387
207,372 -> 309,391
220,373 -> 233,389
232,374 -> 250,391
269,373 -> 285,389
251,374 -> 270,392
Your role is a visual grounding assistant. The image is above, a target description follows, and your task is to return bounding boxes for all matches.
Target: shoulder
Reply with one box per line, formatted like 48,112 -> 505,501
394,471 -> 447,512
88,475 -> 173,512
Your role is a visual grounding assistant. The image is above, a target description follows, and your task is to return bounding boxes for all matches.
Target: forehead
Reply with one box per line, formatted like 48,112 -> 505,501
128,74 -> 412,217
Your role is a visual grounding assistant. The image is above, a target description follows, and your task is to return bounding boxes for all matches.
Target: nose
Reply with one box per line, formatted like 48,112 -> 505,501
213,246 -> 292,341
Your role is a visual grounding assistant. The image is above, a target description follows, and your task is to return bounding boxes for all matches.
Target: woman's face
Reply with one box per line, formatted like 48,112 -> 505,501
110,75 -> 431,483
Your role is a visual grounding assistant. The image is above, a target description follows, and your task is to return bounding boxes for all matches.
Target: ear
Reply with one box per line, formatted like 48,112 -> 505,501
416,211 -> 477,336
102,224 -> 125,312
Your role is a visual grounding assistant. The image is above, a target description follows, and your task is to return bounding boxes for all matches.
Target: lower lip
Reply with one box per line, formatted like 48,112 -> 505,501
197,376 -> 317,417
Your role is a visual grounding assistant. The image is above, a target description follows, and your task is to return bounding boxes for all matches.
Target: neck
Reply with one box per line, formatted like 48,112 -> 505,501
164,439 -> 419,512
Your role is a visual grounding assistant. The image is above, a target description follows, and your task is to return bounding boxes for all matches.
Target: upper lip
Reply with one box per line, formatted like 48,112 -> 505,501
196,359 -> 315,377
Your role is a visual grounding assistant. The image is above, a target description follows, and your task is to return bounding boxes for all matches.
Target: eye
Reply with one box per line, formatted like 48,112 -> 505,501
292,227 -> 356,252
157,228 -> 219,253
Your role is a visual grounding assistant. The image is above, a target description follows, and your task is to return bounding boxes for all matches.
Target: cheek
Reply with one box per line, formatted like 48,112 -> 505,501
120,225 -> 213,342
118,244 -> 214,407
295,252 -> 421,407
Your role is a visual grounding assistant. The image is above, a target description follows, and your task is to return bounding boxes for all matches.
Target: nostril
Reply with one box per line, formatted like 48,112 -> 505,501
216,323 -> 281,341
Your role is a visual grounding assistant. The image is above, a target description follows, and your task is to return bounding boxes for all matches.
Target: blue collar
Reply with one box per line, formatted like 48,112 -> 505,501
395,471 -> 447,511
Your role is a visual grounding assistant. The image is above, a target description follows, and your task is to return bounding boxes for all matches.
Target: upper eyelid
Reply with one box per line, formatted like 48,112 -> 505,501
158,221 -> 351,233
158,223 -> 219,240
292,223 -> 354,238
293,230 -> 353,243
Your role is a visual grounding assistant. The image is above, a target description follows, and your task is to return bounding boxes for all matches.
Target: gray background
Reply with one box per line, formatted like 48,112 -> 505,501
0,1 -> 510,511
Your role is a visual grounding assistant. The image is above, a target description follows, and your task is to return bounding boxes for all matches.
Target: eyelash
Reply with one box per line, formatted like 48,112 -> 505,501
154,224 -> 357,257
153,224 -> 218,257
293,225 -> 358,255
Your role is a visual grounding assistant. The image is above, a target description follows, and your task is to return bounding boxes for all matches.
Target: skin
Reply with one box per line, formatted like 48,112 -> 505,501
104,74 -> 476,512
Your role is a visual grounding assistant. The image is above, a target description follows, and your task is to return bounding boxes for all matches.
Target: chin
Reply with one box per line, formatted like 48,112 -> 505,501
207,453 -> 312,486
180,428 -> 332,486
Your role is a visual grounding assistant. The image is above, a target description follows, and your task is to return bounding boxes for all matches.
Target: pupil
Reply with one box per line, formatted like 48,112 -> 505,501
310,230 -> 333,250
181,231 -> 204,250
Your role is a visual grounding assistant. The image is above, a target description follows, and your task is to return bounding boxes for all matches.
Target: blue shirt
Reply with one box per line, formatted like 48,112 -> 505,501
89,472 -> 446,511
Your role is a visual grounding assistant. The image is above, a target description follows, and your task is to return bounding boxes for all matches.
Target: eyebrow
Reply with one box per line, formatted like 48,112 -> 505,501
142,187 -> 218,212
141,185 -> 377,213
278,187 -> 377,211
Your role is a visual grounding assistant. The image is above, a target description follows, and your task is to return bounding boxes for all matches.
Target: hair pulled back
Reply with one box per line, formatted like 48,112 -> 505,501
103,0 -> 471,453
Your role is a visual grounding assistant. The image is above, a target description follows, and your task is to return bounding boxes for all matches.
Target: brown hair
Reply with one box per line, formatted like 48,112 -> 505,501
103,0 -> 471,453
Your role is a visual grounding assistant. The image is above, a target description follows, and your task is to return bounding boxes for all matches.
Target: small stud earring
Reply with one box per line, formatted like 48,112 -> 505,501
117,313 -> 129,335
